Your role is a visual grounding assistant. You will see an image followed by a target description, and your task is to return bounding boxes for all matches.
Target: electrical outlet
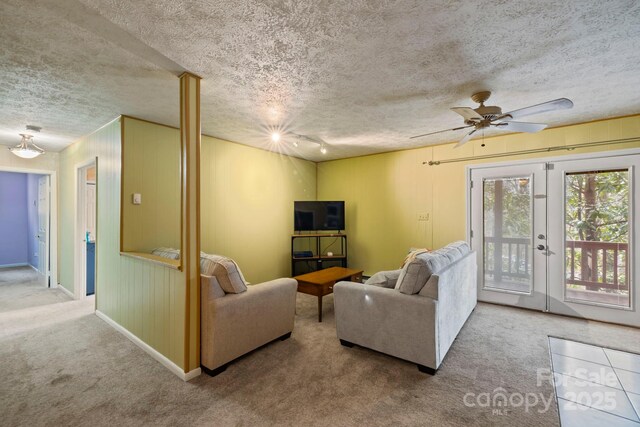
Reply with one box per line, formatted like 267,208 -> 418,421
418,213 -> 430,221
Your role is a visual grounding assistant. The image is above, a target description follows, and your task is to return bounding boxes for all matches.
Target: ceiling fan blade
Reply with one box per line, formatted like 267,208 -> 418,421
495,121 -> 548,133
410,125 -> 473,139
454,129 -> 477,148
503,98 -> 573,120
451,107 -> 484,122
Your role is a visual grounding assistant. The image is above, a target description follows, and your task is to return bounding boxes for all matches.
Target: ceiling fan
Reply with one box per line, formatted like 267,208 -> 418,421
410,91 -> 573,147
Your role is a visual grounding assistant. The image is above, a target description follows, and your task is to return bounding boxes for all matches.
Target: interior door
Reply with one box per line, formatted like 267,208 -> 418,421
86,183 -> 96,241
547,154 -> 640,327
470,164 -> 548,310
37,175 -> 50,282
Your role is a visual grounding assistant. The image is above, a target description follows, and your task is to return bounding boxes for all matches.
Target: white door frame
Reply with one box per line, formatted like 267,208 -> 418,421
36,175 -> 50,277
467,147 -> 640,325
74,158 -> 97,300
547,154 -> 640,327
469,163 -> 548,311
0,165 -> 58,288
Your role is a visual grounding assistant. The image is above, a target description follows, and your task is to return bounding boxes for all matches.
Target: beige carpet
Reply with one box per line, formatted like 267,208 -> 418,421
2,266 -> 640,426
0,266 -> 69,313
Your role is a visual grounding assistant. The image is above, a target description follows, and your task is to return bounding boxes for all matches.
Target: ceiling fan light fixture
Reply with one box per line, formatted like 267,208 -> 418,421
410,92 -> 573,149
9,133 -> 45,159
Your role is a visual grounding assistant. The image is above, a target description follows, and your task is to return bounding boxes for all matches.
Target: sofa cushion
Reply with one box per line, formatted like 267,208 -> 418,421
200,253 -> 248,294
201,274 -> 226,299
444,241 -> 470,258
151,247 -> 180,260
365,269 -> 402,289
434,247 -> 459,263
395,247 -> 459,295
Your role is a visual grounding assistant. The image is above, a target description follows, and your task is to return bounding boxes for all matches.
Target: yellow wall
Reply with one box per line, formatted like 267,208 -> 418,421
59,118 -> 187,369
121,117 -> 181,253
317,116 -> 640,276
200,135 -> 317,283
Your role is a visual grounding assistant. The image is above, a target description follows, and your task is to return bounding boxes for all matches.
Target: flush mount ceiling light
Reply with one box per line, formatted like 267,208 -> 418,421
9,126 -> 45,159
292,133 -> 329,154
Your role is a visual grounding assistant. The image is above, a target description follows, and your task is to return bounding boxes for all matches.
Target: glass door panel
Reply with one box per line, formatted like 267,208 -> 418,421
471,164 -> 547,311
548,154 -> 640,327
564,170 -> 630,307
483,176 -> 533,293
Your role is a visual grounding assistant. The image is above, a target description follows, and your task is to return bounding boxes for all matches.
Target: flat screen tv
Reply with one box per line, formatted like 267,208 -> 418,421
294,201 -> 345,231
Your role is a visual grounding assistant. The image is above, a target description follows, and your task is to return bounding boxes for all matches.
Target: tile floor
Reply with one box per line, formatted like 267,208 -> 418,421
549,336 -> 640,426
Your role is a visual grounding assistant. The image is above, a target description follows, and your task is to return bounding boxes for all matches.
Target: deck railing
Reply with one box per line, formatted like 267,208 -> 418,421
566,240 -> 628,291
484,237 -> 530,283
484,238 -> 629,292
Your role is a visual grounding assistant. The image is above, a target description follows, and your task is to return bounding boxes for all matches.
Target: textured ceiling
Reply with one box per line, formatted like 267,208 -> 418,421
1,0 -> 639,161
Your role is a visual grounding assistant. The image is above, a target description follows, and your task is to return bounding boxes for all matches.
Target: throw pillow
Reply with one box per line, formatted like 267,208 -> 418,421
395,251 -> 450,295
364,269 -> 402,289
400,248 -> 431,268
200,253 -> 248,294
151,247 -> 180,260
202,274 -> 226,299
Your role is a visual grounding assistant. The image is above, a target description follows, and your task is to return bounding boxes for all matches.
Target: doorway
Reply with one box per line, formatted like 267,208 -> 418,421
0,171 -> 52,286
74,160 -> 97,299
469,150 -> 640,327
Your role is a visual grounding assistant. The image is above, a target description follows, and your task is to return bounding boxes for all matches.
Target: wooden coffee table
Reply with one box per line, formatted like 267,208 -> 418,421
294,267 -> 363,322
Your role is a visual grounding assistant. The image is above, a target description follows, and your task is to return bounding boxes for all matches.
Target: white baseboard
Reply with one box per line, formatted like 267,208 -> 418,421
57,284 -> 75,299
184,366 -> 202,381
0,262 -> 29,268
95,310 -> 201,382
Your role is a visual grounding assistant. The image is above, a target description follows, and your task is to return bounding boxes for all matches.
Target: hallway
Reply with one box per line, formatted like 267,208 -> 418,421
0,267 -> 68,313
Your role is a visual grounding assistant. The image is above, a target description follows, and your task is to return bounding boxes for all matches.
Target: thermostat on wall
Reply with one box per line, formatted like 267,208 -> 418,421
132,193 -> 142,205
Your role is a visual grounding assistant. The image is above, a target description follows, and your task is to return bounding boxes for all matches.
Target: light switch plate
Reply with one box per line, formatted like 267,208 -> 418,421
132,193 -> 142,205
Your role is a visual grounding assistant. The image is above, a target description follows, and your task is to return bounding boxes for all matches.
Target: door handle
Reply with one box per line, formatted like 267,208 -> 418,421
536,244 -> 546,251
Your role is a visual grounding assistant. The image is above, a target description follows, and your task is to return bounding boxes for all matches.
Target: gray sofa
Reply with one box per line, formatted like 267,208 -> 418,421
334,242 -> 477,374
201,274 -> 297,376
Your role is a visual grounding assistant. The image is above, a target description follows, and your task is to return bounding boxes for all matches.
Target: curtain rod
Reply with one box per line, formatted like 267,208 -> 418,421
423,137 -> 640,166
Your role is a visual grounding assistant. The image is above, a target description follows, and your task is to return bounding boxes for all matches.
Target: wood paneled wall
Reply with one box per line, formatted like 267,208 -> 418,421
59,118 -> 186,369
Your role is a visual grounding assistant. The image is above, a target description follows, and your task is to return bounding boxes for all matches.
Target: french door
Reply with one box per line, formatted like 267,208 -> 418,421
471,164 -> 548,311
470,152 -> 640,327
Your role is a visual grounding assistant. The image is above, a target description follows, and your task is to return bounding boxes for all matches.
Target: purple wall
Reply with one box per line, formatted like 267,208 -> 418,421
0,172 -> 29,266
27,174 -> 44,269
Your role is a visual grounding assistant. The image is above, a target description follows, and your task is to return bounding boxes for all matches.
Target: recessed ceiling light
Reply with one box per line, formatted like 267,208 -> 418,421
271,132 -> 281,142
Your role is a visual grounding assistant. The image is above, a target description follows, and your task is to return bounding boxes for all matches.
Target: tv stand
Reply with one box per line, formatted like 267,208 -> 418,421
291,233 -> 347,276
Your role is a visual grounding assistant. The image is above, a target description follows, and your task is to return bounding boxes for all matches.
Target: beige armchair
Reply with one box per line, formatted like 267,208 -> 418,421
200,275 -> 297,376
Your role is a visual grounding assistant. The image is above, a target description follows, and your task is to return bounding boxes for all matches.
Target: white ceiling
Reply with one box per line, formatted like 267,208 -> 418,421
1,0 -> 639,161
